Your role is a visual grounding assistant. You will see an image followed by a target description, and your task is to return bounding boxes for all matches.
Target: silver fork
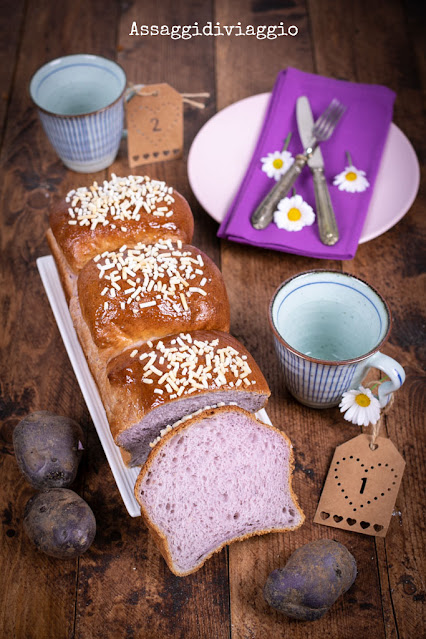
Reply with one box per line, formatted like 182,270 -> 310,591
251,99 -> 346,230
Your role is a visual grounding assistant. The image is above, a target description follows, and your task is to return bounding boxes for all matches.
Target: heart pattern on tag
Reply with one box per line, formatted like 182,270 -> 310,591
333,454 -> 400,513
314,435 -> 405,538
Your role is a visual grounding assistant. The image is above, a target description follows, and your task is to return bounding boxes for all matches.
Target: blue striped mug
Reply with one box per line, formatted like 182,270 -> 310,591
269,270 -> 405,409
30,54 -> 127,173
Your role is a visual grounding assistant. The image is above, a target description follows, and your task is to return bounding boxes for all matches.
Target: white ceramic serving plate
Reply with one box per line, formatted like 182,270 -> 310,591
37,256 -> 272,517
188,93 -> 420,243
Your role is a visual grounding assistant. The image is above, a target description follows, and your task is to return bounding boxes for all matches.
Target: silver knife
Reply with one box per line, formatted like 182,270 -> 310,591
296,96 -> 339,245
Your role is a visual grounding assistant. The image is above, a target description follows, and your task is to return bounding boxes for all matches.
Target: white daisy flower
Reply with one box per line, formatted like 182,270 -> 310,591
261,150 -> 294,181
333,165 -> 370,193
273,194 -> 315,232
339,386 -> 381,427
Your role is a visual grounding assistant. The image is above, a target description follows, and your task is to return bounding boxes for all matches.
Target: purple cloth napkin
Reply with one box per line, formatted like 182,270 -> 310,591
218,68 -> 395,260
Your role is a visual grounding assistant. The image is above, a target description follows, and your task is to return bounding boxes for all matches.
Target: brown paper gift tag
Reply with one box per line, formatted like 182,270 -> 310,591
314,434 -> 405,537
126,83 -> 183,168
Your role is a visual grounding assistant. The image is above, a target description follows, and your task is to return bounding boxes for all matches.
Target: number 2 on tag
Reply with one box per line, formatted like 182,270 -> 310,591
126,82 -> 183,168
151,118 -> 161,132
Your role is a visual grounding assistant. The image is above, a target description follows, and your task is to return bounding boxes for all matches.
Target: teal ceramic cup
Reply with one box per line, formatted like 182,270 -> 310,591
29,54 -> 127,173
269,270 -> 405,408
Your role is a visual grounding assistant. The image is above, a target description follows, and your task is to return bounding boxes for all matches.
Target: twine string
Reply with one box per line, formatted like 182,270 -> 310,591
369,419 -> 381,450
181,92 -> 210,109
126,84 -> 210,109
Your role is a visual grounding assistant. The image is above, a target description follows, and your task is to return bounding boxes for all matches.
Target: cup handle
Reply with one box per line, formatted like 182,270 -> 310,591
365,352 -> 405,408
124,83 -> 145,103
121,84 -> 145,140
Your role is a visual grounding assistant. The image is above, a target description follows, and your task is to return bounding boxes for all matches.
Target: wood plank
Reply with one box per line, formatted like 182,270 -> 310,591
215,0 -> 314,107
0,0 -> 26,145
309,0 -> 426,637
215,0 -> 395,637
404,0 -> 426,91
0,0 -> 119,637
72,2 -> 230,638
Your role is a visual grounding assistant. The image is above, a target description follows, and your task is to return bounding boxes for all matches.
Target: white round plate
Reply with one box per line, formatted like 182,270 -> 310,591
188,93 -> 420,244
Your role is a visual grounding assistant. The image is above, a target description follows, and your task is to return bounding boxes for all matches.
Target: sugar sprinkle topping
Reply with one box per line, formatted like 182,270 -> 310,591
96,240 -> 209,311
130,332 -> 253,401
65,174 -> 175,229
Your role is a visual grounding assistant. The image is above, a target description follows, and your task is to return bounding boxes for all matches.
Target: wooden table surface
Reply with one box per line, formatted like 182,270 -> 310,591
0,1 -> 424,637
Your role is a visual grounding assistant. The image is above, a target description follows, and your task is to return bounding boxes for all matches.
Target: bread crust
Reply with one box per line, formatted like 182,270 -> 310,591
46,228 -> 78,303
107,330 -> 270,442
134,406 -> 305,577
76,243 -> 230,361
68,295 -> 113,410
49,184 -> 194,274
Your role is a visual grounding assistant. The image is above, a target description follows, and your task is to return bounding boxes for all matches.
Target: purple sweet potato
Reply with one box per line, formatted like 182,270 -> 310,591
23,488 -> 96,559
13,411 -> 84,489
264,539 -> 357,621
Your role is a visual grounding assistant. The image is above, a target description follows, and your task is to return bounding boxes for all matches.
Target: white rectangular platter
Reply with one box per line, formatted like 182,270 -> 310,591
37,255 -> 271,517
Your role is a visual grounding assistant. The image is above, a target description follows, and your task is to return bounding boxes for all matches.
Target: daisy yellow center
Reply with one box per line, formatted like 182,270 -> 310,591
287,207 -> 302,221
355,393 -> 371,407
273,158 -> 284,169
345,171 -> 357,181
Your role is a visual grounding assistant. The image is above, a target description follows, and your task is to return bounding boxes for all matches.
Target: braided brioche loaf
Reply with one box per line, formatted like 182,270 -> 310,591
48,174 -> 303,576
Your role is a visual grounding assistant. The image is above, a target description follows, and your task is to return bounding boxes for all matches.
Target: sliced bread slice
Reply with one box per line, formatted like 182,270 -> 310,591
134,406 -> 304,576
